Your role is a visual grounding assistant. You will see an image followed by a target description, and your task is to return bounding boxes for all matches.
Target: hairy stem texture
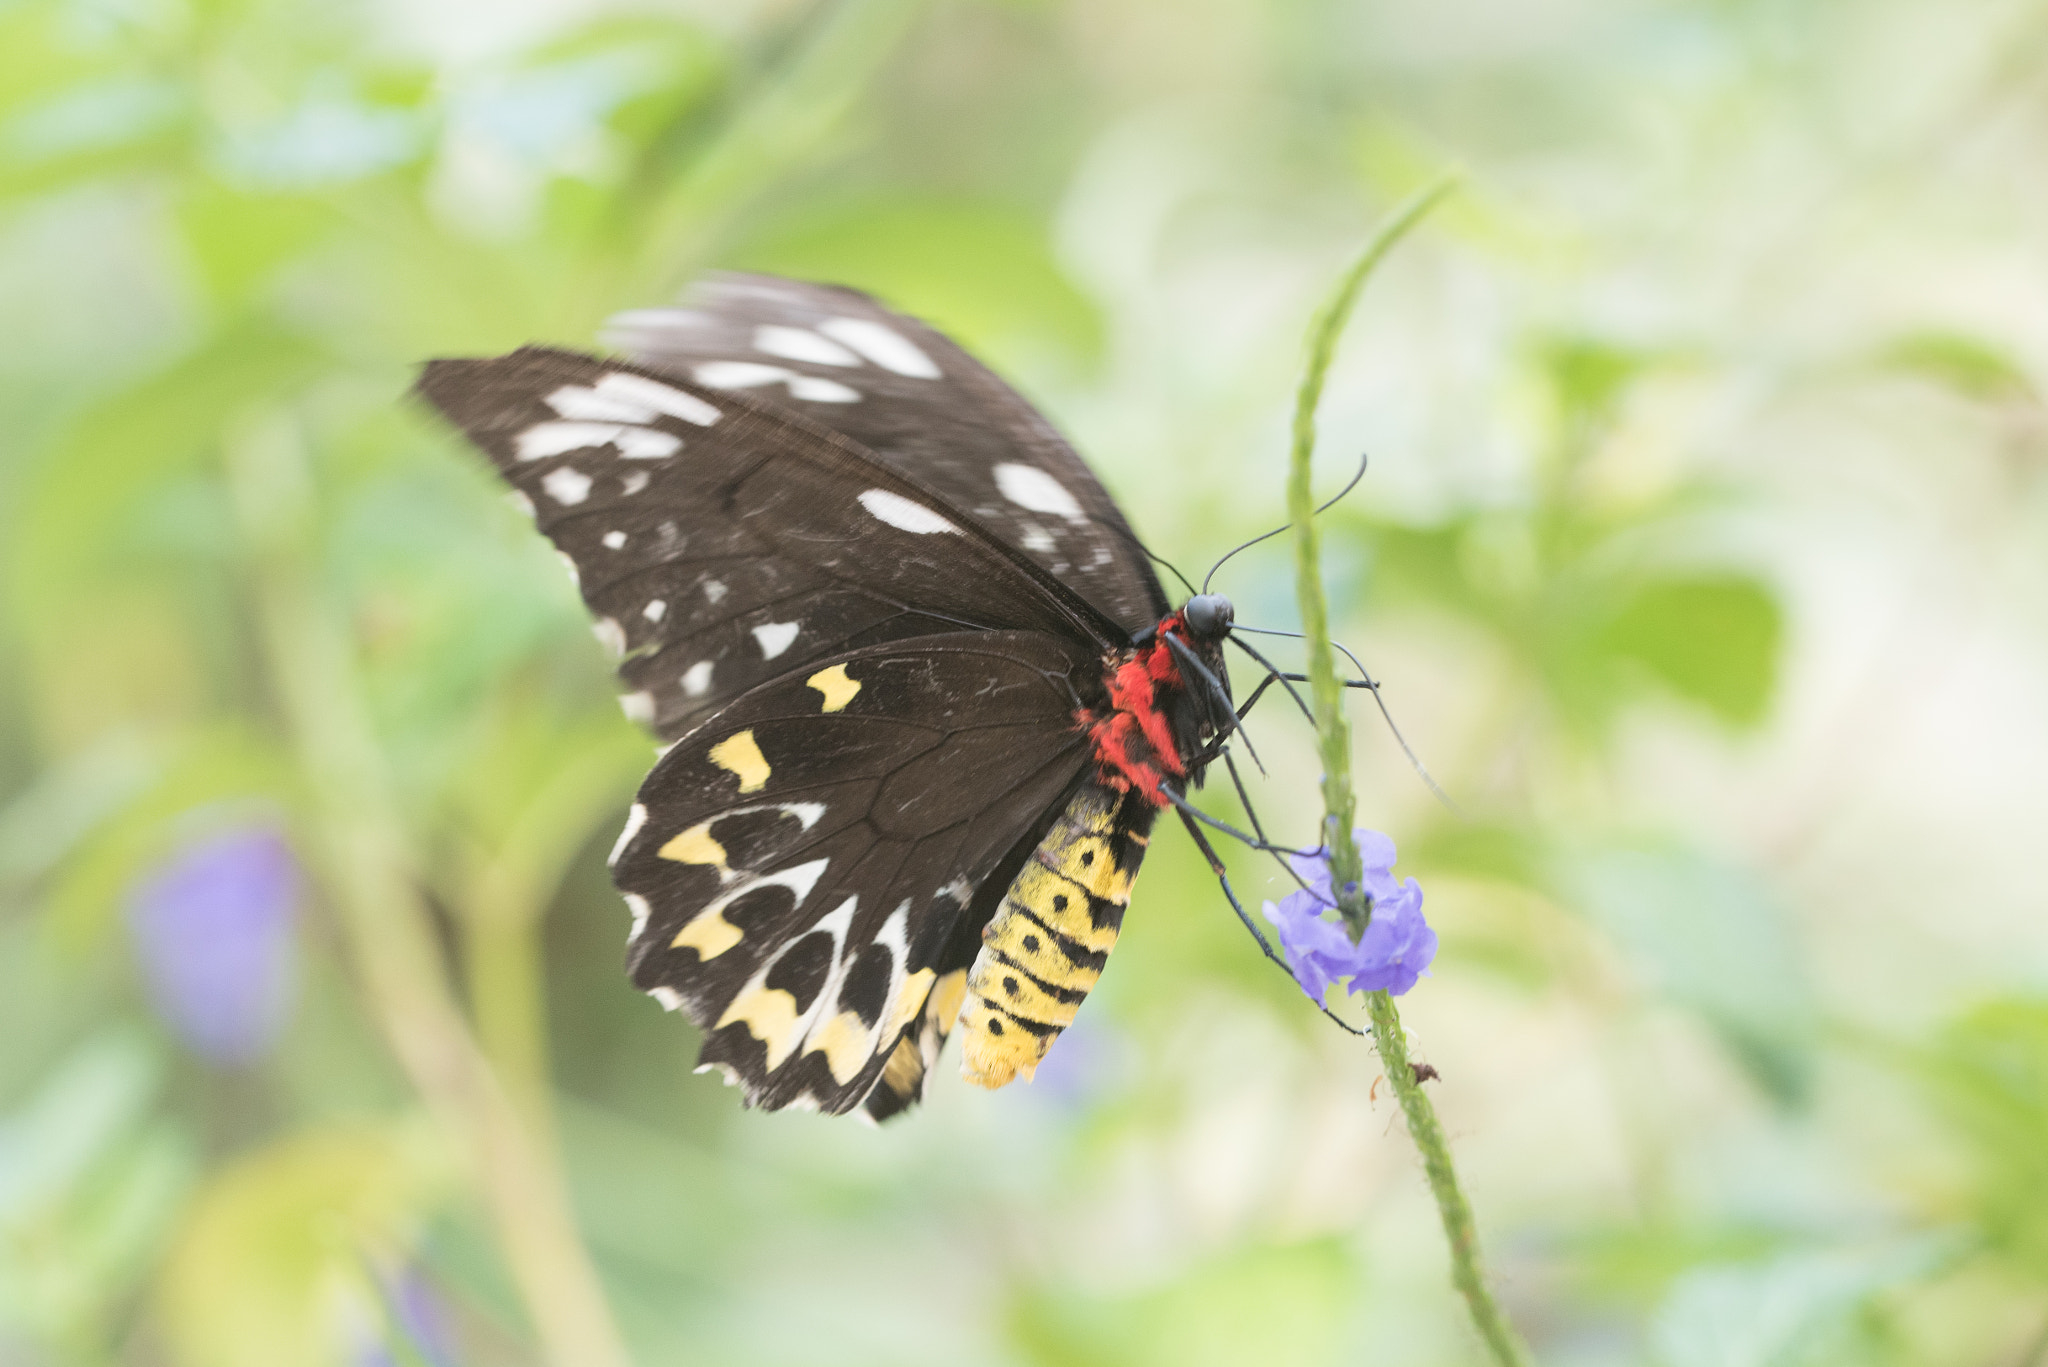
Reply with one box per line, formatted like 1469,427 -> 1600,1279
1286,177 -> 1533,1367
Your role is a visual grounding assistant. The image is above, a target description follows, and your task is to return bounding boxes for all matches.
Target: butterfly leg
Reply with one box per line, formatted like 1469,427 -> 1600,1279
1224,637 -> 1456,813
1172,803 -> 1364,1038
1163,633 -> 1267,776
1159,783 -> 1309,858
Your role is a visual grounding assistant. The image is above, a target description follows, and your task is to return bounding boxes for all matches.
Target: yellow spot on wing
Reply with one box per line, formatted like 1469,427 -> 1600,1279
804,1010 -> 875,1084
657,821 -> 728,869
931,969 -> 968,1033
885,968 -> 936,1039
806,663 -> 861,713
672,908 -> 743,959
709,729 -> 771,793
878,1035 -> 924,1099
717,985 -> 802,1067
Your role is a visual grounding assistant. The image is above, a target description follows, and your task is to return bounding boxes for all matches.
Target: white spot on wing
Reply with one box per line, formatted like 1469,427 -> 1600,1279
602,530 -> 627,549
819,317 -> 940,378
787,375 -> 860,402
505,490 -> 535,518
596,372 -> 720,427
541,465 -> 593,506
615,428 -> 683,458
643,599 -> 667,623
721,890 -> 859,1069
547,384 -> 654,424
693,361 -> 783,388
682,661 -> 714,697
994,463 -> 1085,523
693,361 -> 860,403
858,488 -> 958,535
621,471 -> 651,496
618,690 -> 654,723
1019,521 -> 1055,553
781,801 -> 826,830
516,421 -> 680,461
702,579 -> 727,604
610,803 -> 647,867
650,985 -> 684,1012
753,325 -> 858,367
752,621 -> 799,660
592,617 -> 626,657
624,892 -> 652,942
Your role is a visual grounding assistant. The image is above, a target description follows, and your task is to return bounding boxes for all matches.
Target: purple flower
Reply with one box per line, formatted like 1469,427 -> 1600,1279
354,1268 -> 458,1367
1262,829 -> 1435,1000
126,824 -> 301,1065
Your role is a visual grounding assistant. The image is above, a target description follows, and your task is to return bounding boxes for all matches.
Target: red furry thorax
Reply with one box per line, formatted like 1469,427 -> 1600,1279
1079,612 -> 1193,806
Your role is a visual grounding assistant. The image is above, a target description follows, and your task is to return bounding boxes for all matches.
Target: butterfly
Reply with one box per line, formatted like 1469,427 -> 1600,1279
417,274 -> 1259,1120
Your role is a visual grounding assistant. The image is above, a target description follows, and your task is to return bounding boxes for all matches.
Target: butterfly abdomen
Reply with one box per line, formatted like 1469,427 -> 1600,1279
958,780 -> 1157,1087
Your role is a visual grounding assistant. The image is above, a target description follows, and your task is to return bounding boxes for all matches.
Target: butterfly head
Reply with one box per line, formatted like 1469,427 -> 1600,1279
1181,593 -> 1234,640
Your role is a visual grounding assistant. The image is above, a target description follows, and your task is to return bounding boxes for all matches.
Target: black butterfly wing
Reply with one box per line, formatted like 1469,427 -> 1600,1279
608,631 -> 1096,1114
417,347 -> 1122,742
602,273 -> 1169,636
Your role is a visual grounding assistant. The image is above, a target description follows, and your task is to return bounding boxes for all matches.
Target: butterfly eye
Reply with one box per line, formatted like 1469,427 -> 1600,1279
1183,594 -> 1234,638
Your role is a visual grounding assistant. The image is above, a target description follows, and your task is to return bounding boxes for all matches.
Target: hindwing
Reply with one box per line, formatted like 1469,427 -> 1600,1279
603,274 -> 1168,635
417,347 -> 1120,742
608,631 -> 1098,1115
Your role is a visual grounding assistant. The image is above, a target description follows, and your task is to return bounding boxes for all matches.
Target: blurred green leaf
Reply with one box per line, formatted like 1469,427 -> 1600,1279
1597,575 -> 1782,728
1649,1238 -> 1949,1367
1568,842 -> 1816,1105
0,1029 -> 162,1224
0,730 -> 162,895
174,184 -> 335,307
1538,334 -> 1657,436
1913,998 -> 2048,1279
1007,1239 -> 1353,1367
1408,820 -> 1548,889
155,1121 -> 449,1367
1876,331 -> 2038,406
1568,1220 -> 1790,1308
0,1029 -> 196,1352
40,723 -> 292,956
8,320 -> 329,634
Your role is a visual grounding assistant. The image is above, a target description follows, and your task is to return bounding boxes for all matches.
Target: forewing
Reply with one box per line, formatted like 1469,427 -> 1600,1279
609,632 -> 1096,1115
602,273 -> 1169,636
417,347 -> 1117,742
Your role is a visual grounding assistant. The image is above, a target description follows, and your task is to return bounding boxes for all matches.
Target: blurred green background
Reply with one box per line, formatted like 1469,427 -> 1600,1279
4,0 -> 2047,1363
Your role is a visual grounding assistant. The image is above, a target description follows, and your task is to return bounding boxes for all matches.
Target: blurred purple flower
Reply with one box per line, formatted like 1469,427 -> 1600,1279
354,1268 -> 458,1367
1262,829 -> 1435,1000
126,824 -> 301,1065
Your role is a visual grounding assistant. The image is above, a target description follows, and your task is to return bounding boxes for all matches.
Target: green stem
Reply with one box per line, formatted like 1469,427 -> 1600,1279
458,734 -> 637,1133
225,410 -> 633,1367
1366,993 -> 1530,1367
1287,178 -> 1533,1367
1288,177 -> 1458,926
